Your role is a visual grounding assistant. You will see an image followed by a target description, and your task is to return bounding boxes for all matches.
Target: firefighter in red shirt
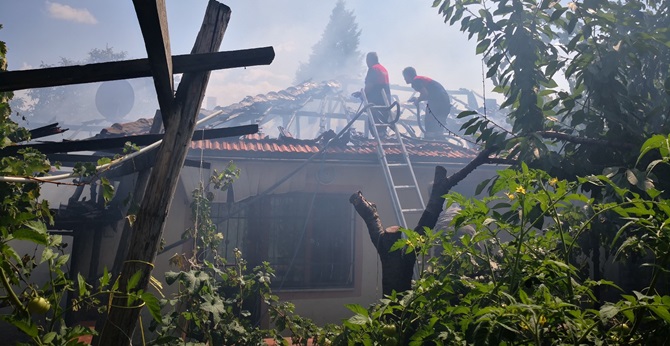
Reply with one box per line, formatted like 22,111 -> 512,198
364,52 -> 392,137
402,66 -> 452,139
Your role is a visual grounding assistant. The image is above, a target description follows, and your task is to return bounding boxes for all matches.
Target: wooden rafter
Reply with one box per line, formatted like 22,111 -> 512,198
0,48 -> 275,93
132,0 -> 175,127
0,124 -> 257,156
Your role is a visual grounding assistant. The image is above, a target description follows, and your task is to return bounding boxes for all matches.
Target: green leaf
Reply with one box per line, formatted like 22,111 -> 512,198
97,157 -> 112,166
100,177 -> 115,204
345,303 -> 369,317
42,332 -> 57,344
622,309 -> 635,323
475,178 -> 492,195
78,273 -> 87,297
476,39 -> 491,55
550,7 -> 567,21
475,306 -> 500,317
544,259 -> 569,270
1,315 -> 38,337
637,135 -> 667,165
649,305 -> 670,323
142,292 -> 163,324
100,267 -> 111,288
164,271 -> 184,286
567,15 -> 578,34
127,270 -> 143,291
599,304 -> 619,321
13,227 -> 48,245
538,89 -> 556,97
518,289 -> 530,304
646,159 -> 665,174
347,314 -> 369,325
0,244 -> 20,264
40,247 -> 57,264
390,238 -> 406,252
457,110 -> 478,118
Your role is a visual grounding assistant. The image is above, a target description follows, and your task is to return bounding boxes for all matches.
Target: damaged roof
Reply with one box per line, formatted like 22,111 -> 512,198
97,80 -> 479,164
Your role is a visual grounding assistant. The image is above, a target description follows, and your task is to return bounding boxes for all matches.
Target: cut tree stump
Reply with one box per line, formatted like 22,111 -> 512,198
350,147 -> 496,295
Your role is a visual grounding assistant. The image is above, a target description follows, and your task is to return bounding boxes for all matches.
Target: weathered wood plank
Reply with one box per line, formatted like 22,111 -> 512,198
0,47 -> 275,92
132,0 -> 175,127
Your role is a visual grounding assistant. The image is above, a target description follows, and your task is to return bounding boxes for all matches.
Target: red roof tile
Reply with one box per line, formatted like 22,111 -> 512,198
190,137 -> 477,162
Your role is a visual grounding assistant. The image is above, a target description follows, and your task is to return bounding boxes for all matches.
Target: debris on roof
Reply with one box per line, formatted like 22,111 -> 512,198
97,118 -> 154,138
205,80 -> 342,128
94,80 -> 342,138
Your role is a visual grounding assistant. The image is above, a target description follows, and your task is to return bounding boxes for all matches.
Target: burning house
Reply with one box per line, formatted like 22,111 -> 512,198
55,80 -> 500,326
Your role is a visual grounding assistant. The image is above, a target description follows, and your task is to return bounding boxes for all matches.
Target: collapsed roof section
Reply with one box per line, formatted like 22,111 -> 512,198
97,80 -> 344,138
206,80 -> 344,129
96,80 -> 481,163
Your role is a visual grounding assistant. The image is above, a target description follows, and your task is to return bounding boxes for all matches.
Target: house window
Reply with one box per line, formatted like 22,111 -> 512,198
213,192 -> 355,290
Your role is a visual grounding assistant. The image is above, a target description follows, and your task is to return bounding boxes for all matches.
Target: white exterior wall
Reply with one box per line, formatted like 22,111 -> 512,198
174,157 -> 502,326
13,157 -> 500,332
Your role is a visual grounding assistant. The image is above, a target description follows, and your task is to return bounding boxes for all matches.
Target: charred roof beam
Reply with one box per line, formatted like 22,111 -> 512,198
0,48 -> 274,93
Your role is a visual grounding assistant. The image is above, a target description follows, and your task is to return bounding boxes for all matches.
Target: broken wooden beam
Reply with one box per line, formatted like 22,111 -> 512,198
0,124 -> 257,156
0,47 -> 275,92
28,123 -> 68,140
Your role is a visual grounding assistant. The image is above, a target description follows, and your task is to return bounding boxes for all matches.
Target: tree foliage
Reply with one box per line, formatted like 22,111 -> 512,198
0,28 -> 101,345
331,0 -> 670,344
150,167 -> 329,345
294,0 -> 363,84
440,0 -> 670,187
338,151 -> 670,344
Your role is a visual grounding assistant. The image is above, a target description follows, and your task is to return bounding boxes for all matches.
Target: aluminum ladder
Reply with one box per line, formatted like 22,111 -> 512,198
360,89 -> 426,229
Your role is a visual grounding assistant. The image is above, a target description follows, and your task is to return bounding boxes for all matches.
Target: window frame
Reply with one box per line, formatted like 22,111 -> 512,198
212,191 -> 356,291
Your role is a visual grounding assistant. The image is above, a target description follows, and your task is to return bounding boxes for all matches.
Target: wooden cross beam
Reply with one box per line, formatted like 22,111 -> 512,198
0,48 -> 275,92
0,124 -> 258,156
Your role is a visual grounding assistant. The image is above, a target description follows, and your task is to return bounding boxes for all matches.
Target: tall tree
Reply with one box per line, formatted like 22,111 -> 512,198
294,0 -> 363,84
435,0 -> 670,187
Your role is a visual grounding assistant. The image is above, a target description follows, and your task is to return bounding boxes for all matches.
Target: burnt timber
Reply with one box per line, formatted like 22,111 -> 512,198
0,48 -> 274,93
0,124 -> 257,156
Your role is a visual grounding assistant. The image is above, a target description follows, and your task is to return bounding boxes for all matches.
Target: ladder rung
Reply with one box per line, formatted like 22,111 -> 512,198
394,185 -> 417,190
380,142 -> 401,146
387,163 -> 409,167
402,208 -> 424,213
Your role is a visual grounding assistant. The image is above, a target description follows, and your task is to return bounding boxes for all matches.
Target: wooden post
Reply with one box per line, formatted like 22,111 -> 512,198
110,110 -> 163,277
95,2 -> 232,345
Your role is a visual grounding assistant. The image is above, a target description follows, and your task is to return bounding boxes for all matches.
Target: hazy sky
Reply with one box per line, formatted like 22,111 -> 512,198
0,1 -> 494,117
